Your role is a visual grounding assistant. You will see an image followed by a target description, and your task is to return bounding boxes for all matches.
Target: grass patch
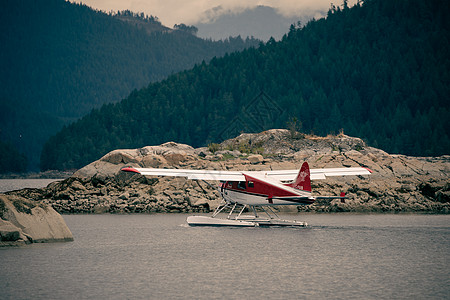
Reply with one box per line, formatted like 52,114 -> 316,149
226,140 -> 266,155
221,153 -> 235,160
208,143 -> 220,153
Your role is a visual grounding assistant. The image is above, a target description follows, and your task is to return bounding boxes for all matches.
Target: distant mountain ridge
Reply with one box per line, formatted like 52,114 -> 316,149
40,0 -> 450,171
0,0 -> 259,172
113,10 -> 171,35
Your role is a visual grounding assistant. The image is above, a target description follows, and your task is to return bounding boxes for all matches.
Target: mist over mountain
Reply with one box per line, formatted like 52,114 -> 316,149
194,5 -> 322,41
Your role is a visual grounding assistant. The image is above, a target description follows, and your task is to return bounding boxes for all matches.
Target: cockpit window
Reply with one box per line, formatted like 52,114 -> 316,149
248,181 -> 254,188
238,181 -> 246,189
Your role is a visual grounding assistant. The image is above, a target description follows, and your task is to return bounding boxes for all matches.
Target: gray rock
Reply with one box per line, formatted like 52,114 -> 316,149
0,219 -> 22,242
5,130 -> 450,215
248,154 -> 264,164
0,195 -> 73,246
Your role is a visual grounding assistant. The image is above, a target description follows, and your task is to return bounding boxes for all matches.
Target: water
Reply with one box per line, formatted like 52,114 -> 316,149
1,214 -> 449,299
0,179 -> 63,193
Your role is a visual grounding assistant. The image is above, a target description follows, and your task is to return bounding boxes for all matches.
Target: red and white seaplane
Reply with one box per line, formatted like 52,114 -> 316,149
122,162 -> 371,227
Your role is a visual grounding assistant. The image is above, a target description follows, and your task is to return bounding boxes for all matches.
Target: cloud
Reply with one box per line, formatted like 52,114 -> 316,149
74,0 -> 356,27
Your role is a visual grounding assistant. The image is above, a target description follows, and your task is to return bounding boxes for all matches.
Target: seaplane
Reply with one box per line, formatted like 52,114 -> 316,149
121,162 -> 372,227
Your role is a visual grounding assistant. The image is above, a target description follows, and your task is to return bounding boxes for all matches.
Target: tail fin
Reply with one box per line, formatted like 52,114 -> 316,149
340,192 -> 346,203
290,162 -> 311,192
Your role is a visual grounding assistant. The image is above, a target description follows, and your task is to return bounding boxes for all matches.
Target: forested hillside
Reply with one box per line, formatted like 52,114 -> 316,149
41,0 -> 450,171
0,0 -> 258,172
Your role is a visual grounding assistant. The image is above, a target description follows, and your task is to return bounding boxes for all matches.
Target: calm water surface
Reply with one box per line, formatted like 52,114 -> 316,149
1,214 -> 449,299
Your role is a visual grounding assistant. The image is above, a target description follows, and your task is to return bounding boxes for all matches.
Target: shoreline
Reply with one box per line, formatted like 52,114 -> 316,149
0,170 -> 74,180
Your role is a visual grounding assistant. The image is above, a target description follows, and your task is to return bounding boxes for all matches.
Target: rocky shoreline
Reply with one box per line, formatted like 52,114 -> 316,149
2,130 -> 448,217
0,170 -> 74,180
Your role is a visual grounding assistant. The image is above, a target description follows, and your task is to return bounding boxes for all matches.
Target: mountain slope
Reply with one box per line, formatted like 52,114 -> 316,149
41,0 -> 450,171
0,0 -> 258,171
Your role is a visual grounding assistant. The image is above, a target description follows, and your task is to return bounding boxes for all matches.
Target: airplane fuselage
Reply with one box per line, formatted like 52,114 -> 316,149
221,176 -> 315,206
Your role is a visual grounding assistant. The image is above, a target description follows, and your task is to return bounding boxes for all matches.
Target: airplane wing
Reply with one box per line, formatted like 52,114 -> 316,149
121,166 -> 371,182
121,167 -> 246,181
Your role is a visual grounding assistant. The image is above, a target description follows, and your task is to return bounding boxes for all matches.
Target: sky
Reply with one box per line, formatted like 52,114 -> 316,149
73,0 -> 354,27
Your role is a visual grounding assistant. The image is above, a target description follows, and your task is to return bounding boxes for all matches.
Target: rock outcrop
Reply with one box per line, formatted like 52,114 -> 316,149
0,194 -> 73,246
4,130 -> 449,215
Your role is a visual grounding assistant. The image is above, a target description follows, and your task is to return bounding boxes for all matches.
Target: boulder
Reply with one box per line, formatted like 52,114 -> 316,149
248,154 -> 264,164
0,195 -> 73,246
141,154 -> 167,168
100,149 -> 140,164
0,219 -> 24,242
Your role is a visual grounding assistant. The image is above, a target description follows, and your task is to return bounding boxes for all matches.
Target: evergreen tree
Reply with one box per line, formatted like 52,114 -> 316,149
40,0 -> 450,170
